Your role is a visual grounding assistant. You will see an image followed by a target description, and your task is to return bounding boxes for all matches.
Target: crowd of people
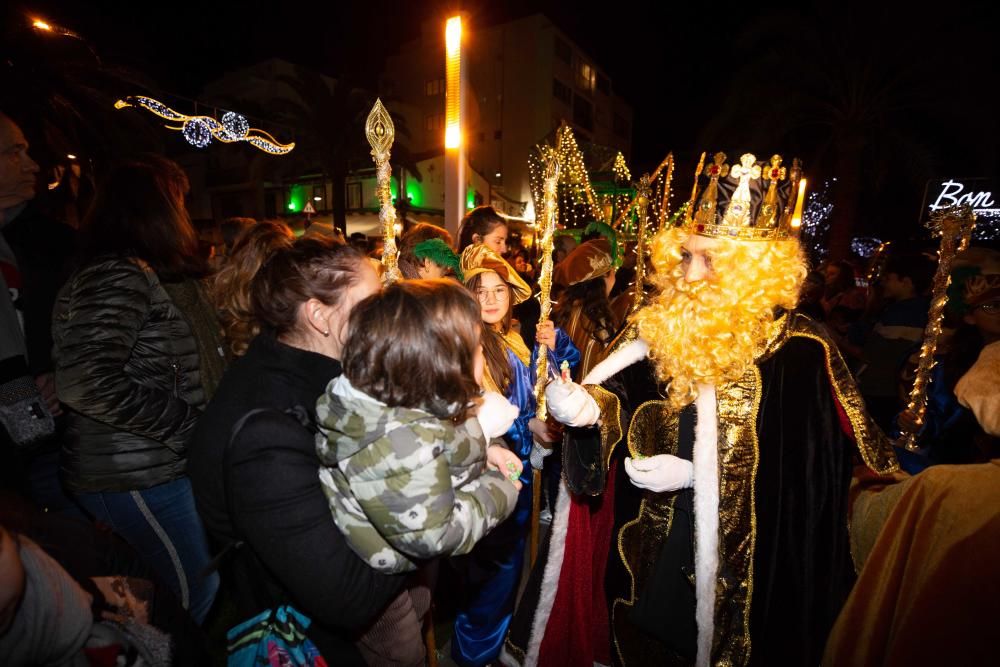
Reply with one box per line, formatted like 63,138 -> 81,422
1,107 -> 997,667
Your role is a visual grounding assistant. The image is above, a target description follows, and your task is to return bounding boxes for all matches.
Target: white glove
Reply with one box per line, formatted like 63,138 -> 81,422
624,455 -> 694,493
529,439 -> 554,471
477,391 -> 519,440
545,381 -> 600,427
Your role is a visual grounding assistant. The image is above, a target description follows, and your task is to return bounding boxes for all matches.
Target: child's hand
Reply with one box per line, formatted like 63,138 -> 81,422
529,417 -> 561,443
487,445 -> 523,491
536,319 -> 557,349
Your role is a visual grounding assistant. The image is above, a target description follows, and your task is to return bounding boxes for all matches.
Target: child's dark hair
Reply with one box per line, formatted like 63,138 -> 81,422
342,280 -> 483,420
457,206 -> 506,253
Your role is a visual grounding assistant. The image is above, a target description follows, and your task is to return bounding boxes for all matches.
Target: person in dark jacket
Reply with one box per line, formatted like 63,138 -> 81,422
189,236 -> 403,664
52,157 -> 220,624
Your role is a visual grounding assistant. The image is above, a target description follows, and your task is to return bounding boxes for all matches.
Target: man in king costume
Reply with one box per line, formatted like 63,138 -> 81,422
502,152 -> 898,666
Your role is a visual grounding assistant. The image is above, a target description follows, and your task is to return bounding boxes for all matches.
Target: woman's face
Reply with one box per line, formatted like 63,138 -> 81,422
327,259 -> 382,358
475,270 -> 510,326
475,224 -> 508,256
513,255 -> 528,274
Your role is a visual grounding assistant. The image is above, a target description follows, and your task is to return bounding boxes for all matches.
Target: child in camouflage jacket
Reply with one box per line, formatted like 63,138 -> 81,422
316,280 -> 523,574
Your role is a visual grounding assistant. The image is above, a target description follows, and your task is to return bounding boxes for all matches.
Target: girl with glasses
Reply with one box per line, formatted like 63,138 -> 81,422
450,244 -> 579,667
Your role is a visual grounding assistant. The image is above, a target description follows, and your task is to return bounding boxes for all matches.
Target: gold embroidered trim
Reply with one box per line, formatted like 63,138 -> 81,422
611,400 -> 680,665
785,319 -> 898,474
585,384 -> 624,470
711,367 -> 761,665
502,637 -> 525,663
606,322 -> 640,358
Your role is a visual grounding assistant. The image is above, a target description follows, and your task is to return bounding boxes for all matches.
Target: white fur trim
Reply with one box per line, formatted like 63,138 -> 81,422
693,385 -> 719,667
522,478 -> 572,665
582,338 -> 650,386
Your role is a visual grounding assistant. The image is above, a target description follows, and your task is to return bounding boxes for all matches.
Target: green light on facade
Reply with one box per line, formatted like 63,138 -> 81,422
467,188 -> 475,210
406,180 -> 422,207
287,184 -> 305,213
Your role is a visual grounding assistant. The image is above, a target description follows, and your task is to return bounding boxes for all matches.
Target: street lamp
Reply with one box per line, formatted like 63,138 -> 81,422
444,14 -> 467,238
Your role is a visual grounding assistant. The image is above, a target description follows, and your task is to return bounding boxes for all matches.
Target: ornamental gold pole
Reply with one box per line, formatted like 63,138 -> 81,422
612,152 -> 674,229
529,152 -> 559,568
630,174 -> 652,315
533,152 -> 561,422
365,99 -> 401,283
658,153 -> 675,231
898,205 -> 976,452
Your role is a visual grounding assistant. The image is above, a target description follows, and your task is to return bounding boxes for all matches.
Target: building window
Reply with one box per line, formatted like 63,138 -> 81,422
425,78 -> 444,96
554,36 -> 571,64
577,61 -> 595,94
596,73 -> 610,96
553,78 -> 572,105
424,113 -> 445,132
347,182 -> 362,209
613,112 -> 629,138
573,94 -> 594,131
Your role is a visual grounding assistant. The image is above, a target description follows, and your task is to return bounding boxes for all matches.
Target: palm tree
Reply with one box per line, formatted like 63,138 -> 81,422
224,64 -> 420,233
699,4 -> 993,259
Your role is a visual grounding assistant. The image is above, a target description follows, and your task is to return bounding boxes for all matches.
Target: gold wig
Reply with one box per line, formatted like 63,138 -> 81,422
636,227 -> 807,408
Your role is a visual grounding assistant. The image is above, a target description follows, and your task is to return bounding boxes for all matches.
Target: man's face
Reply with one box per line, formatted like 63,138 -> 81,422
679,234 -> 720,283
0,116 -> 39,210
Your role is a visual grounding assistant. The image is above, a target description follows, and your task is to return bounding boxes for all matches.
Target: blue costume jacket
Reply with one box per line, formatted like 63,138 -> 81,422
452,327 -> 579,667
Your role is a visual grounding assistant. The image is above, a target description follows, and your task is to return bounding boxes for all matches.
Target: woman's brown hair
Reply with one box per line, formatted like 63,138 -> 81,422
79,156 -> 205,280
456,206 -> 507,253
249,236 -> 366,341
210,220 -> 294,355
464,271 -> 514,392
342,279 -> 482,420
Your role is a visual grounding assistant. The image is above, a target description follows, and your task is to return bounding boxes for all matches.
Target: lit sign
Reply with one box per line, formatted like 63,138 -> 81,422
924,178 -> 999,216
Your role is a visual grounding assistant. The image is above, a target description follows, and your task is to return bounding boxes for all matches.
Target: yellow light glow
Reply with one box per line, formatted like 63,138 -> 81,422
445,15 -> 462,150
66,154 -> 77,160
32,19 -> 53,31
790,178 -> 807,230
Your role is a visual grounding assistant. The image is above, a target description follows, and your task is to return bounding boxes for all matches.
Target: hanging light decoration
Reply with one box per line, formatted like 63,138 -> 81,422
115,96 -> 294,154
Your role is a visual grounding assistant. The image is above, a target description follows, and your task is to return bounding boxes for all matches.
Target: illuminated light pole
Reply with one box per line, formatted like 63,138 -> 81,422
444,15 -> 466,238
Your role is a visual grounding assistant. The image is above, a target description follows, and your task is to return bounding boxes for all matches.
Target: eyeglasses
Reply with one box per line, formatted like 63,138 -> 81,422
476,286 -> 509,303
975,301 -> 1000,315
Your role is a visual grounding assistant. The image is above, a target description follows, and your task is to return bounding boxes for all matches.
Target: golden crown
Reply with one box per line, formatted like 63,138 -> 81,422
683,152 -> 806,241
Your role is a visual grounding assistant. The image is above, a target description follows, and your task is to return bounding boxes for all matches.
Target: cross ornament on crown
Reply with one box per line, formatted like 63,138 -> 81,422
693,152 -> 730,227
758,154 -> 787,230
722,153 -> 761,228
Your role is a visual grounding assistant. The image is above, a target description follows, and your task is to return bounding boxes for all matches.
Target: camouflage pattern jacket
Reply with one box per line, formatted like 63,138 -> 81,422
316,376 -> 518,573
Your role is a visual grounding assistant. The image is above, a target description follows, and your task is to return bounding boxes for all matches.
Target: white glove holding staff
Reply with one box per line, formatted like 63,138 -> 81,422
624,454 -> 694,493
544,380 -> 600,427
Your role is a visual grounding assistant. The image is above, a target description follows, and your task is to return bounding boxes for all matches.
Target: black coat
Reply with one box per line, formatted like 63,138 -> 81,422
188,332 -> 403,663
52,257 -> 204,493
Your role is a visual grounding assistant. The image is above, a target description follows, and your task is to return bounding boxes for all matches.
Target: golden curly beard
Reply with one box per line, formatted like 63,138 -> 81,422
636,228 -> 807,409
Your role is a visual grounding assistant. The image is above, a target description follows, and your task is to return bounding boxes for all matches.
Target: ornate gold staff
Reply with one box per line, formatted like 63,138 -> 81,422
365,99 -> 401,283
533,151 -> 561,420
630,173 -> 653,315
658,153 -> 675,231
529,151 -> 559,568
898,205 -> 976,452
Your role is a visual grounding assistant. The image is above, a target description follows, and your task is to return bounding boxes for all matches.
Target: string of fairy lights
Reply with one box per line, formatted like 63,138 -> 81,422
528,125 -> 672,236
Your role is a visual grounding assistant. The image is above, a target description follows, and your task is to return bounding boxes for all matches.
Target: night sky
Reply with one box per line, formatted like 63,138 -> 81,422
9,0 -> 1000,240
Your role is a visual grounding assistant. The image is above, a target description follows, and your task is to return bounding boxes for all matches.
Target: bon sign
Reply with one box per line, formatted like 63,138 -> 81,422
924,178 -> 999,216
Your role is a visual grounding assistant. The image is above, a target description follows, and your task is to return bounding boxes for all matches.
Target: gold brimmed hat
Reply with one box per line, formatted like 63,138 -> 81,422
683,152 -> 806,241
460,244 -> 532,304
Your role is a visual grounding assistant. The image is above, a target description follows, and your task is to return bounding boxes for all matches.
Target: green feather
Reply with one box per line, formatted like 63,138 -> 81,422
414,239 -> 463,281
